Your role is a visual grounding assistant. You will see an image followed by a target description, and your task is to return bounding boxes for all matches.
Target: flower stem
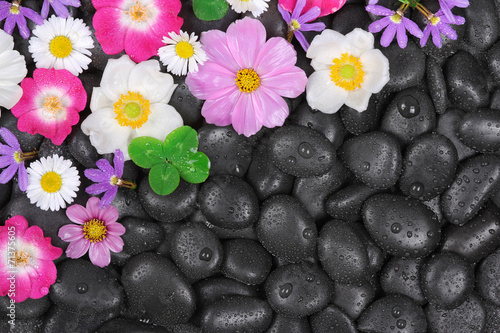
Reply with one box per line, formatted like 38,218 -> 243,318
17,150 -> 37,163
287,29 -> 294,43
415,3 -> 433,19
116,178 -> 136,189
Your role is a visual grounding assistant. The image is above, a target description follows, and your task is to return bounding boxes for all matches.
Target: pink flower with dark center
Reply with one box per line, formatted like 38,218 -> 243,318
11,68 -> 87,145
91,0 -> 183,63
0,215 -> 62,302
59,197 -> 125,268
185,17 -> 308,137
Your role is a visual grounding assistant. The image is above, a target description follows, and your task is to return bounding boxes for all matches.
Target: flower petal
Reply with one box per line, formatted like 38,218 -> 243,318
66,203 -> 91,224
200,29 -> 239,72
99,55 -> 136,102
360,49 -> 390,93
113,150 -> 124,178
201,91 -> 240,127
185,61 -> 237,100
251,87 -> 289,128
254,37 -> 298,75
344,88 -> 373,112
99,204 -> 119,223
93,7 -> 127,55
135,104 -> 183,140
89,241 -> 111,267
260,65 -> 307,98
0,162 -> 17,184
99,186 -> 118,208
127,59 -> 176,104
306,70 -> 348,114
0,127 -> 20,149
84,168 -> 110,183
231,92 -> 262,136
226,17 -> 266,69
58,224 -> 85,242
65,238 -> 90,258
103,235 -> 124,253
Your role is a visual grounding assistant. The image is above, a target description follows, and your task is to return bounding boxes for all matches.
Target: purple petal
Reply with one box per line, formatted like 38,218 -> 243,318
0,163 -> 17,184
438,22 -> 458,40
277,4 -> 291,23
113,150 -> 124,178
396,21 -> 408,48
444,0 -> 469,7
85,182 -> 113,195
0,7 -> 9,24
420,26 -> 432,47
19,6 -> 43,25
300,22 -> 326,32
0,144 -> 14,155
15,13 -> 30,39
0,128 -> 20,149
4,15 -> 15,34
51,0 -> 70,18
365,5 -> 394,16
96,158 -> 114,175
431,26 -> 443,48
59,0 -> 81,7
41,0 -> 49,18
402,17 -> 423,38
0,155 -> 13,168
292,0 -> 306,19
17,163 -> 27,191
99,186 -> 118,209
439,0 -> 456,24
89,242 -> 111,268
297,6 -> 321,24
380,22 -> 397,47
368,16 -> 392,33
84,168 -> 110,182
294,31 -> 309,52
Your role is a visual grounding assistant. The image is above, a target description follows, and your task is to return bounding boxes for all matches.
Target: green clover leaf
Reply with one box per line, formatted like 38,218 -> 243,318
128,126 -> 210,196
193,0 -> 228,21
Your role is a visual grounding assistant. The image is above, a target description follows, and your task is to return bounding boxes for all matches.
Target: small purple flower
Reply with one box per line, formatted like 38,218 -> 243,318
0,127 -> 34,191
84,149 -> 136,209
41,0 -> 81,19
277,0 -> 326,51
366,5 -> 423,48
0,0 -> 43,39
438,0 -> 469,24
420,9 -> 465,48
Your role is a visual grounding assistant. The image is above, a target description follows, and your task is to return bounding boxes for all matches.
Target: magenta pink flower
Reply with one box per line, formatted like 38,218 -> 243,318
59,197 -> 125,268
0,215 -> 62,302
279,0 -> 346,17
92,0 -> 183,63
185,17 -> 308,137
11,68 -> 87,145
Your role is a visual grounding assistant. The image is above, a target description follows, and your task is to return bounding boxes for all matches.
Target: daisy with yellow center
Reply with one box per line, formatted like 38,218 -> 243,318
26,154 -> 80,211
306,28 -> 390,114
28,15 -> 94,76
81,55 -> 183,160
226,0 -> 270,17
158,30 -> 207,76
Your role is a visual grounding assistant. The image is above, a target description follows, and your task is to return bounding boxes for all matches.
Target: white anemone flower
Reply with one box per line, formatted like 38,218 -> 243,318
0,29 -> 27,110
306,28 -> 390,114
81,55 -> 183,160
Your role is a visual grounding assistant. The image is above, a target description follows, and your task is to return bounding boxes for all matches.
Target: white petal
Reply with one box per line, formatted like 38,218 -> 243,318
344,88 -> 372,112
100,55 -> 136,101
0,30 -> 14,54
127,60 -> 176,103
90,87 -> 113,111
0,84 -> 23,109
360,49 -> 390,93
345,28 -> 375,57
135,103 -> 183,140
307,29 -> 351,66
306,70 -> 348,114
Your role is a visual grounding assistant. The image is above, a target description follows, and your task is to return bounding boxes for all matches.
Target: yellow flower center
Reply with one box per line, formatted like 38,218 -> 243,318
129,1 -> 148,22
235,69 -> 260,93
40,171 -> 62,193
114,91 -> 151,129
49,36 -> 73,58
9,3 -> 19,14
329,53 -> 364,91
83,219 -> 107,243
390,13 -> 402,23
175,41 -> 194,59
430,15 -> 440,25
14,251 -> 29,267
290,19 -> 301,31
42,95 -> 63,118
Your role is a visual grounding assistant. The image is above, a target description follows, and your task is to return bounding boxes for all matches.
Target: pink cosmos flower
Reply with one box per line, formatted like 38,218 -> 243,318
185,17 -> 308,137
0,215 -> 62,302
279,0 -> 346,17
11,68 -> 87,145
92,0 -> 183,63
58,197 -> 126,268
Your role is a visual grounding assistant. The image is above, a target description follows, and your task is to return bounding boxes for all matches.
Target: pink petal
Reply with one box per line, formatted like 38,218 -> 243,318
231,93 -> 262,137
65,76 -> 87,111
98,204 -> 119,223
279,0 -> 346,17
148,7 -> 183,42
16,111 -> 55,142
201,90 -> 240,127
200,29 -> 239,72
58,224 -> 84,242
12,270 -> 31,302
153,0 -> 182,15
65,238 -> 90,258
260,66 -> 307,98
225,17 -> 266,69
86,196 -> 101,217
50,108 -> 81,145
33,68 -> 74,95
91,0 -> 123,10
27,260 -> 58,299
254,37 -> 298,76
89,241 -> 111,267
5,216 -> 28,238
23,226 -> 62,260
106,222 -> 126,236
11,78 -> 38,117
93,7 -> 127,55
185,61 -> 237,100
251,87 -> 289,128
103,234 -> 124,253
124,28 -> 162,63
66,203 -> 90,224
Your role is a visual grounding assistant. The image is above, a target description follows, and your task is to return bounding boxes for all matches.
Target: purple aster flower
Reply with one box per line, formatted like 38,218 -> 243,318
0,127 -> 37,191
41,0 -> 81,19
366,5 -> 423,48
438,0 -> 469,24
420,9 -> 465,48
0,0 -> 43,39
277,0 -> 326,51
84,149 -> 136,209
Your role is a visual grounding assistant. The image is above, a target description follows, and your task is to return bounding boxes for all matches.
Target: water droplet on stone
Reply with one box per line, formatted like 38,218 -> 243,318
76,283 -> 88,294
398,94 -> 420,118
199,247 -> 213,261
298,142 -> 314,159
409,182 -> 424,197
279,283 -> 293,298
392,306 -> 402,318
303,228 -> 314,239
391,223 -> 402,234
396,319 -> 407,329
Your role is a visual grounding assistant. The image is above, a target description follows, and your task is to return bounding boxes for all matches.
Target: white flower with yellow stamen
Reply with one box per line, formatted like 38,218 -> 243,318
81,55 -> 183,160
158,30 -> 207,76
26,154 -> 80,211
226,0 -> 270,17
28,15 -> 94,76
306,28 -> 390,114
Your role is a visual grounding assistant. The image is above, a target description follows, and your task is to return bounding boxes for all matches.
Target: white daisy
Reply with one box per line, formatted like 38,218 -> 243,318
226,0 -> 270,17
26,154 -> 80,211
158,30 -> 208,76
28,15 -> 94,76
0,29 -> 27,110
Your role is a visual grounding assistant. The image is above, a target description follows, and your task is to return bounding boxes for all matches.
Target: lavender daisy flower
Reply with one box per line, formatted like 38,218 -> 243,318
0,127 -> 37,191
420,9 -> 465,48
277,0 -> 326,51
0,0 -> 43,39
438,0 -> 469,24
84,149 -> 136,209
41,0 -> 81,19
366,5 -> 423,48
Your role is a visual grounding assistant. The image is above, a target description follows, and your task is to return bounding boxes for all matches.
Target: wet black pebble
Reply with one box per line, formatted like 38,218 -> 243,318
362,194 -> 441,258
198,175 -> 259,230
120,217 -> 164,256
67,127 -> 101,169
169,77 -> 203,126
310,304 -> 357,333
265,314 -> 311,333
380,257 -> 426,305
193,276 -> 259,310
331,277 -> 378,320
426,58 -> 448,115
42,305 -> 116,333
96,317 -> 170,333
325,183 -> 380,222
463,0 -> 500,51
477,248 -> 500,306
257,195 -> 317,262
458,108 -> 500,154
436,108 -> 477,162
338,131 -> 402,189
331,4 -> 371,34
339,91 -> 386,135
0,295 -> 50,319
